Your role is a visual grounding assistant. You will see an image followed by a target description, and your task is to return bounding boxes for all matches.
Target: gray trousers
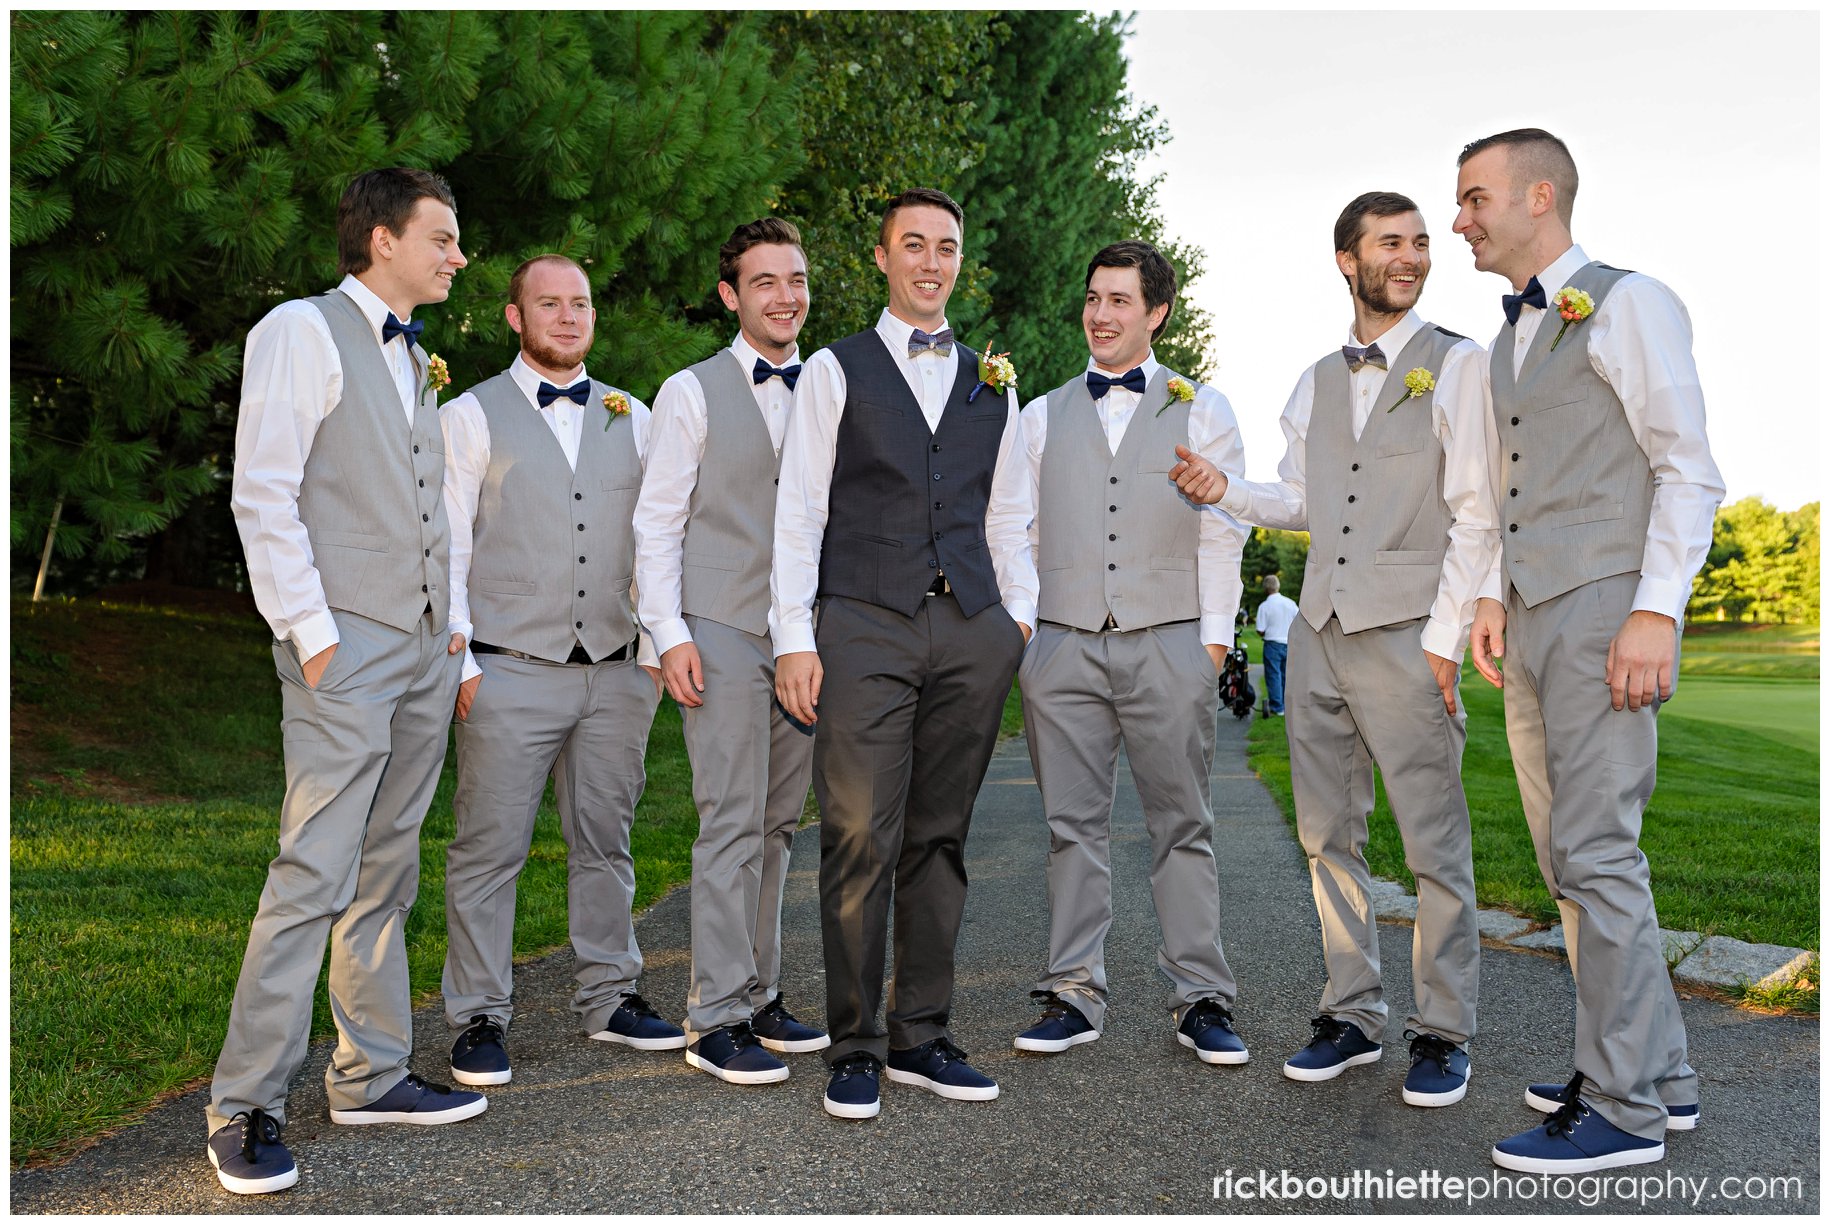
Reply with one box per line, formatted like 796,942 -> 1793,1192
1019,620 -> 1236,1030
209,608 -> 460,1132
441,650 -> 658,1036
1286,615 -> 1480,1047
1504,573 -> 1697,1139
681,615 -> 816,1041
814,593 -> 1027,1065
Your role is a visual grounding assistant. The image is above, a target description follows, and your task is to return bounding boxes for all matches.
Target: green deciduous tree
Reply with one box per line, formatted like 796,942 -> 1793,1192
1688,497 -> 1820,625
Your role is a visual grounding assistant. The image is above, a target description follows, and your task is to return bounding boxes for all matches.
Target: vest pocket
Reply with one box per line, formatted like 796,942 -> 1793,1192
1374,440 -> 1426,459
683,551 -> 742,571
1547,501 -> 1625,529
600,477 -> 639,491
1528,392 -> 1588,415
846,531 -> 903,548
1374,550 -> 1444,566
477,578 -> 536,596
315,530 -> 389,552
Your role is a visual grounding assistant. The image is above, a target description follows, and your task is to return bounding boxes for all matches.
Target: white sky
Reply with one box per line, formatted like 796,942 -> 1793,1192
1126,8 -> 1821,511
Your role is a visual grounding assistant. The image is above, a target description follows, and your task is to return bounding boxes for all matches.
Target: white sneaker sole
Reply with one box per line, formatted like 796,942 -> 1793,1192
1282,1048 -> 1382,1082
823,1093 -> 881,1119
449,1064 -> 512,1087
1177,1032 -> 1250,1065
758,1033 -> 832,1054
885,1068 -> 1000,1101
1491,1140 -> 1665,1175
208,1146 -> 298,1195
1524,1087 -> 1698,1131
685,1049 -> 791,1084
1013,1029 -> 1100,1054
589,1029 -> 688,1052
329,1096 -> 488,1126
1403,1065 -> 1470,1107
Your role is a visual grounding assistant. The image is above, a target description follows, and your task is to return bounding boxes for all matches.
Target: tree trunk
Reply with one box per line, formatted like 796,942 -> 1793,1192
33,495 -> 64,601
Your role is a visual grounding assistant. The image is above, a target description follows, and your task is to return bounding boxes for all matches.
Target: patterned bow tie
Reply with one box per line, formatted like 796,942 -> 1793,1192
907,327 -> 954,357
1086,367 -> 1147,400
1340,343 -> 1387,373
382,312 -> 423,348
752,357 -> 802,391
536,380 -> 590,408
1502,276 -> 1548,326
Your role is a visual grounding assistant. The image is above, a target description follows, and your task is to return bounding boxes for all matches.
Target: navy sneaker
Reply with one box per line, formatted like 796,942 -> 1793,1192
1401,1030 -> 1471,1107
1014,992 -> 1099,1053
1526,1080 -> 1698,1131
207,1108 -> 297,1195
328,1073 -> 487,1126
751,996 -> 831,1054
686,1022 -> 790,1084
886,1037 -> 999,1101
1176,998 -> 1249,1065
588,992 -> 688,1051
1282,1015 -> 1382,1081
823,1053 -> 882,1119
449,1015 -> 511,1087
1493,1076 -> 1664,1173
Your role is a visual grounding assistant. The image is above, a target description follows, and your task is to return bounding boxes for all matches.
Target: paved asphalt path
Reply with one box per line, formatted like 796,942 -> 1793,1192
12,712 -> 1819,1214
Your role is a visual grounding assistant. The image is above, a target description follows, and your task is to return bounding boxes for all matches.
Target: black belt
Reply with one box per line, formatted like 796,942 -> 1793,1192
925,573 -> 952,596
471,638 -> 635,666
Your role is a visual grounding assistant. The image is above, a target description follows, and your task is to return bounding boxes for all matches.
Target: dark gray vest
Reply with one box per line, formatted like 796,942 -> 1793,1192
1491,263 -> 1653,607
818,330 -> 1004,618
299,290 -> 448,632
465,370 -> 642,661
678,350 -> 782,637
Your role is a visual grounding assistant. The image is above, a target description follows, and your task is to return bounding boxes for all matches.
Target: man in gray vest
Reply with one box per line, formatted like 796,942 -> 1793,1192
439,254 -> 679,1089
635,218 -> 828,1085
1012,240 -> 1250,1067
213,168 -> 485,1196
772,188 -> 1038,1119
1454,129 -> 1722,1173
1168,192 -> 1496,1109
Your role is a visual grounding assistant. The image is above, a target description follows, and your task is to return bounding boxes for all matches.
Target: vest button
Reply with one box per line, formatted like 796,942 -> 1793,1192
775,478 -> 780,485
422,513 -> 429,522
579,556 -> 586,563
1511,452 -> 1520,462
1108,534 -> 1117,542
1342,526 -> 1350,534
1509,524 -> 1518,533
934,501 -> 943,510
418,479 -> 425,488
576,621 -> 584,629
1109,505 -> 1117,512
575,492 -> 583,501
1108,563 -> 1117,571
1347,495 -> 1356,503
1109,476 -> 1119,484
421,584 -> 428,593
413,445 -> 420,454
1337,557 -> 1347,565
928,559 -> 938,568
1511,416 -> 1520,425
577,524 -> 585,531
933,531 -> 942,540
933,473 -> 942,481
1350,463 -> 1360,472
1510,488 -> 1519,497
424,549 -> 430,558
578,590 -> 586,598
932,444 -> 941,452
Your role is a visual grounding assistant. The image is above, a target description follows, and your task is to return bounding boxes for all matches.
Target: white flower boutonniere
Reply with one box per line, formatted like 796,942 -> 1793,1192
1384,367 -> 1435,414
968,346 -> 1018,404
1155,376 -> 1196,417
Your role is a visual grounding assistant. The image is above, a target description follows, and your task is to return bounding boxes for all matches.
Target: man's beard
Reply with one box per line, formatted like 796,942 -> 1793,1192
1354,270 -> 1419,316
523,334 -> 590,372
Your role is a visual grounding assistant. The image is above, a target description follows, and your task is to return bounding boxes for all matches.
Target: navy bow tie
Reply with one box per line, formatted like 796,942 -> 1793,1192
753,357 -> 802,391
1086,367 -> 1147,400
908,327 -> 954,357
1502,276 -> 1548,326
536,380 -> 590,408
1341,343 -> 1387,373
382,312 -> 423,348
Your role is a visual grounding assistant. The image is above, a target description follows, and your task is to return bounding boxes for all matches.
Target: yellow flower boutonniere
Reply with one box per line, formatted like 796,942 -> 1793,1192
1548,287 -> 1595,351
968,347 -> 1018,404
420,354 -> 450,402
602,390 -> 630,429
1384,367 -> 1436,413
1155,376 -> 1196,416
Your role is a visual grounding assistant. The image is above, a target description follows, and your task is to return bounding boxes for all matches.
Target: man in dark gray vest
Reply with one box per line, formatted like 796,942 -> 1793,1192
772,188 -> 1037,1119
635,218 -> 827,1086
213,168 -> 484,1195
1455,129 -> 1722,1173
1169,193 -> 1496,1109
439,254 -> 680,1089
1012,240 -> 1250,1068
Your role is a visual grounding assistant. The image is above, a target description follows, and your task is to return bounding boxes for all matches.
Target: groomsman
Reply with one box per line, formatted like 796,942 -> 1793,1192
1169,192 -> 1496,1108
214,168 -> 484,1195
634,218 -> 828,1086
439,254 -> 680,1089
772,188 -> 1037,1119
1455,129 -> 1722,1172
1012,240 -> 1250,1067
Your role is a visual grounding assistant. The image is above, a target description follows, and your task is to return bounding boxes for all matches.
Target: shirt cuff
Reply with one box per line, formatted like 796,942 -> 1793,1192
290,609 -> 341,662
1200,614 -> 1234,649
449,617 -> 474,648
1419,616 -> 1465,662
1476,573 -> 1506,605
1631,576 -> 1687,623
460,648 -> 482,684
648,617 -> 693,658
773,624 -> 818,657
1214,471 -> 1249,517
1003,599 -> 1037,634
635,631 -> 660,671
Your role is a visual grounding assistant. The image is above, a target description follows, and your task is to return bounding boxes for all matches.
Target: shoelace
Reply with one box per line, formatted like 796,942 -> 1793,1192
1187,999 -> 1236,1031
622,992 -> 662,1019
1405,1029 -> 1456,1073
1029,991 -> 1076,1023
727,1021 -> 761,1051
757,996 -> 793,1024
400,1072 -> 458,1096
457,1016 -> 504,1054
1307,1014 -> 1350,1044
923,1036 -> 972,1067
833,1052 -> 880,1079
239,1108 -> 282,1163
1545,1071 -> 1590,1138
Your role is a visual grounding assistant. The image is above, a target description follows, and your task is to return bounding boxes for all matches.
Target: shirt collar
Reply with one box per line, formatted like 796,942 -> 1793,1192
338,274 -> 401,347
510,353 -> 590,408
1533,244 -> 1591,302
1086,348 -> 1159,386
732,331 -> 800,374
1348,308 -> 1425,356
878,307 -> 950,353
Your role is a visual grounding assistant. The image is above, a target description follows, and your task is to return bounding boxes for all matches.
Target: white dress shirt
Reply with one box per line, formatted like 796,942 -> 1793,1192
769,308 -> 1040,656
1020,351 -> 1248,648
1216,310 -> 1501,659
635,334 -> 799,656
1481,244 -> 1725,620
440,354 -> 656,681
1255,591 -> 1300,644
231,274 -> 425,660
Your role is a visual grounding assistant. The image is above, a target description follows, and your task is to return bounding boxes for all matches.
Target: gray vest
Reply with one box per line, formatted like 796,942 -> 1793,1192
1491,263 -> 1653,608
298,290 -> 448,633
1036,367 -> 1201,632
1300,324 -> 1464,634
677,350 -> 782,638
466,370 -> 642,661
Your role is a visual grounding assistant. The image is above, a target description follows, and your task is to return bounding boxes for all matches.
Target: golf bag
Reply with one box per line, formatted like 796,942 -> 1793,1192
1218,643 -> 1255,719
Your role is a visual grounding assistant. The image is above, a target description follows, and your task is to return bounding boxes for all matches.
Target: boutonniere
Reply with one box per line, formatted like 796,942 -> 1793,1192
420,353 -> 450,402
1154,376 -> 1196,417
967,347 -> 1018,404
601,390 -> 630,429
1384,367 -> 1436,413
1548,287 -> 1595,351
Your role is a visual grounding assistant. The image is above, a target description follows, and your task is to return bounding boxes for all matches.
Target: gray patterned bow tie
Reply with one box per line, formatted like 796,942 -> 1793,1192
908,327 -> 954,357
1341,343 -> 1387,373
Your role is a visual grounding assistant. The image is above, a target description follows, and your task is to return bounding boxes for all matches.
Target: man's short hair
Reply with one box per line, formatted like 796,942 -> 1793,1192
878,188 -> 964,249
1263,575 -> 1280,594
1086,240 -> 1177,339
336,168 -> 457,277
1457,128 -> 1579,225
718,218 -> 804,289
507,254 -> 590,312
1333,191 -> 1422,255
